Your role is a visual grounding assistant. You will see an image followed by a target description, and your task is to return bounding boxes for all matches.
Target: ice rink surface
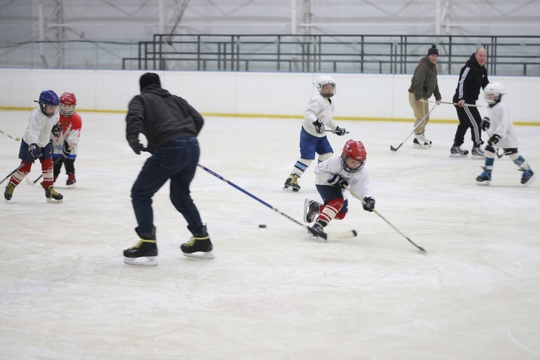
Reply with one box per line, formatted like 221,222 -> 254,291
1,110 -> 539,360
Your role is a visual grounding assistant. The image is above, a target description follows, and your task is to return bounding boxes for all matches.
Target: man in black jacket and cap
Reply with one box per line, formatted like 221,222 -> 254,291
451,47 -> 490,158
123,72 -> 214,265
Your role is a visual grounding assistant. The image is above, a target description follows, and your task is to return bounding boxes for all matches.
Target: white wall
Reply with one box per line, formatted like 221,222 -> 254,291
1,69 -> 538,124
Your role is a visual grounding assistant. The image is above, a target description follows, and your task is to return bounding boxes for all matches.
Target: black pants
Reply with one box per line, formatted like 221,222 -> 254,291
53,156 -> 75,178
453,105 -> 483,148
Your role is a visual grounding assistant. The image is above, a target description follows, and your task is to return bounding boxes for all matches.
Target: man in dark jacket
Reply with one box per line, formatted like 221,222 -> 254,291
450,47 -> 490,157
123,72 -> 214,265
408,44 -> 442,149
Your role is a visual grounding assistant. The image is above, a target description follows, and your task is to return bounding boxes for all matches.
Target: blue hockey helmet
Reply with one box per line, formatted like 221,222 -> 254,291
38,90 -> 60,106
36,90 -> 60,117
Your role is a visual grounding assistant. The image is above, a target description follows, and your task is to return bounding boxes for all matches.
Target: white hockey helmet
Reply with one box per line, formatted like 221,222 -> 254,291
314,75 -> 336,98
484,82 -> 504,104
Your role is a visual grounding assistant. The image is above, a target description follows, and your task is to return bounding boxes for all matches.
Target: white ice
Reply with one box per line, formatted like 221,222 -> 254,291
1,111 -> 539,360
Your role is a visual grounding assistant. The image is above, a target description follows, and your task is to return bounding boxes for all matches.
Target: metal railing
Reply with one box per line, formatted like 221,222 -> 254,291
122,34 -> 540,76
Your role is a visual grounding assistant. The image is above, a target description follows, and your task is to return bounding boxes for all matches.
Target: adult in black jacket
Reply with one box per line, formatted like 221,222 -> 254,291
450,47 -> 489,157
123,72 -> 214,265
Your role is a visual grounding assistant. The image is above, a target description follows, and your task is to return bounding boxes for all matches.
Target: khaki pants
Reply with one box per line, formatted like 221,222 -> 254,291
408,92 -> 429,135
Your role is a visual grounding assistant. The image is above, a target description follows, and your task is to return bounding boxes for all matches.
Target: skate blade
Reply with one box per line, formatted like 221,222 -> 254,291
522,176 -> 536,186
46,198 -> 63,204
476,181 -> 491,186
449,154 -> 468,158
413,144 -> 429,149
283,186 -> 300,192
124,256 -> 158,266
182,251 -> 215,259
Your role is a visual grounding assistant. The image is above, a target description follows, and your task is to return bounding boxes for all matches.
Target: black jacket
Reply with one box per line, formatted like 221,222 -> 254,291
453,53 -> 489,104
126,84 -> 204,153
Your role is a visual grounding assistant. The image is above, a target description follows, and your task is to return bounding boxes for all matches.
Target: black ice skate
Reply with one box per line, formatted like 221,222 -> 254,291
123,239 -> 158,266
450,145 -> 469,157
476,168 -> 492,186
520,168 -> 535,186
4,182 -> 15,201
283,173 -> 301,192
66,173 -> 77,188
471,146 -> 485,159
44,185 -> 63,203
308,220 -> 328,241
303,198 -> 321,223
181,226 -> 214,259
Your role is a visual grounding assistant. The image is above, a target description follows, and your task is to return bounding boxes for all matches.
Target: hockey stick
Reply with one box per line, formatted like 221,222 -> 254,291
345,186 -> 426,252
421,99 -> 481,108
0,129 -> 21,142
485,129 -> 504,159
390,103 -> 438,152
197,163 -> 357,241
1,160 -> 29,185
26,156 -> 63,186
326,129 -> 350,135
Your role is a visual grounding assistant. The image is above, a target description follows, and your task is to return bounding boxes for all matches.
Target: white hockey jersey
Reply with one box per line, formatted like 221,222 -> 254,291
302,94 -> 337,137
487,100 -> 518,149
22,108 -> 60,147
314,154 -> 371,200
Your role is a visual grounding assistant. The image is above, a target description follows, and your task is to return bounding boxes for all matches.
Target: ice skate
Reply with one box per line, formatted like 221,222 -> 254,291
303,198 -> 321,223
450,145 -> 469,157
123,239 -> 158,266
308,221 -> 327,241
181,226 -> 214,259
476,168 -> 492,186
66,173 -> 77,188
283,173 -> 300,192
44,185 -> 63,203
4,182 -> 15,201
471,146 -> 485,159
520,168 -> 535,186
413,134 -> 431,149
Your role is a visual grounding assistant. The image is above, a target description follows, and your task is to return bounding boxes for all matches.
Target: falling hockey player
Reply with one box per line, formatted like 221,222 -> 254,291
304,139 -> 376,235
283,75 -> 348,192
476,82 -> 535,186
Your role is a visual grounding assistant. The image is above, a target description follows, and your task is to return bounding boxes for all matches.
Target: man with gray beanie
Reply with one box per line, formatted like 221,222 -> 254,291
123,72 -> 214,265
408,44 -> 442,149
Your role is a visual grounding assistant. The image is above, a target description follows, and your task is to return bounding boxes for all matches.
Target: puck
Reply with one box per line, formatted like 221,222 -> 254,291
258,224 -> 267,228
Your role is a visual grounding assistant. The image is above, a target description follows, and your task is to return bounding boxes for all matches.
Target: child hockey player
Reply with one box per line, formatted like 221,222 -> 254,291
283,75 -> 348,192
4,90 -> 64,203
51,92 -> 82,187
476,82 -> 535,186
304,139 -> 375,236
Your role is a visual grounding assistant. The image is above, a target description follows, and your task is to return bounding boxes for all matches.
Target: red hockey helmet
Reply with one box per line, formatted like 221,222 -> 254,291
341,139 -> 367,172
60,92 -> 77,105
59,92 -> 77,116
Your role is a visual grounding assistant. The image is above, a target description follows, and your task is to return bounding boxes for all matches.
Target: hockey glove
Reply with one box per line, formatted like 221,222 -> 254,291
488,134 -> 501,146
313,119 -> 325,134
328,174 -> 348,189
28,143 -> 41,159
51,123 -> 62,137
62,141 -> 71,157
481,117 -> 491,131
363,196 -> 375,212
334,126 -> 347,136
128,138 -> 146,155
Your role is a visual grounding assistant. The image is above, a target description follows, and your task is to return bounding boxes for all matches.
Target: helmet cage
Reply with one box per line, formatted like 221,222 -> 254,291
60,104 -> 76,116
484,82 -> 504,105
341,139 -> 367,173
315,76 -> 336,98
